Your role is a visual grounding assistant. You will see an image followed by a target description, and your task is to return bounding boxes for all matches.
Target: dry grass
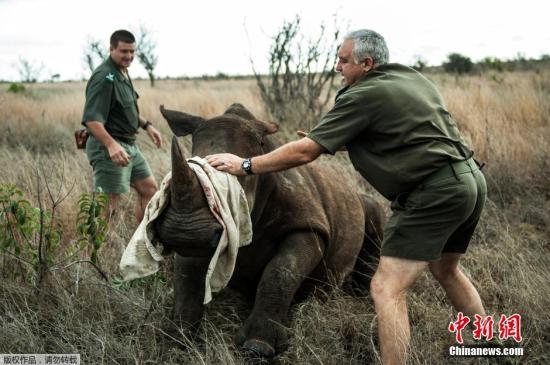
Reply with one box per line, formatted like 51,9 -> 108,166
0,71 -> 548,364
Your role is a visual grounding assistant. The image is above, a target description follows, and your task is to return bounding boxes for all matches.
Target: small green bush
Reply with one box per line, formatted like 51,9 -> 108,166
0,183 -> 109,284
76,189 -> 109,265
7,83 -> 26,93
443,53 -> 473,74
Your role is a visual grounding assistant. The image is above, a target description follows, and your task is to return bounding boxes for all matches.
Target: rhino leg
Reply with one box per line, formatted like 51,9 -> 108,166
167,255 -> 210,339
237,231 -> 324,358
351,196 -> 384,294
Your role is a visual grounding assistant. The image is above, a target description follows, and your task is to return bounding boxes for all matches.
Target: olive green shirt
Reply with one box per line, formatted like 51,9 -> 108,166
81,57 -> 140,143
308,63 -> 472,200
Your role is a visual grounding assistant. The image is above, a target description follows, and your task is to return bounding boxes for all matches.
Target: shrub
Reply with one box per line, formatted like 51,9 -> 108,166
443,53 -> 473,74
7,83 -> 26,93
0,182 -> 109,286
482,57 -> 504,72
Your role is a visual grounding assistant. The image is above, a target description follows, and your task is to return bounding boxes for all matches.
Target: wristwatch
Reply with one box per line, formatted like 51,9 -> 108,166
241,158 -> 253,175
141,121 -> 152,130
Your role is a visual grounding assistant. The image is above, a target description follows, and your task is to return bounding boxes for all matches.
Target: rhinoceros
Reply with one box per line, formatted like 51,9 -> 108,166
155,103 -> 383,358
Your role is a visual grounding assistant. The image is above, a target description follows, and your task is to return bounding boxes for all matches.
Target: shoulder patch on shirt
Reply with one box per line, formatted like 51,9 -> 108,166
106,72 -> 115,82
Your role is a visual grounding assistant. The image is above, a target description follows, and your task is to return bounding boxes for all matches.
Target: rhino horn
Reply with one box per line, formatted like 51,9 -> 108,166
170,136 -> 203,210
160,105 -> 205,137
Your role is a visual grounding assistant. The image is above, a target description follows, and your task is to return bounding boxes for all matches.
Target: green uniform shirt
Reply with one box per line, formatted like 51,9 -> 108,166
81,57 -> 140,143
308,63 -> 472,200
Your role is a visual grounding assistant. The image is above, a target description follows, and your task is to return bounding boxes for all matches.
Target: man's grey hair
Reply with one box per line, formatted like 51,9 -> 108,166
344,29 -> 389,65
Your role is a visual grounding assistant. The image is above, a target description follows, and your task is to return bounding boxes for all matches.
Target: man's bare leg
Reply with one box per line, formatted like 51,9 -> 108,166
429,253 -> 485,316
131,176 -> 158,222
370,256 -> 428,365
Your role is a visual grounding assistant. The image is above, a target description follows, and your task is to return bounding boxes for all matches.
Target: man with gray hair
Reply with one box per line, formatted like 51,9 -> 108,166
207,29 -> 487,364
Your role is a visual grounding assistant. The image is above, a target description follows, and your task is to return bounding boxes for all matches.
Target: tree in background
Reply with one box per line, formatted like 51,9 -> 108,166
481,57 -> 503,72
252,16 -> 341,129
135,25 -> 159,87
17,58 -> 44,83
411,55 -> 428,72
443,53 -> 473,74
49,73 -> 61,83
83,37 -> 108,74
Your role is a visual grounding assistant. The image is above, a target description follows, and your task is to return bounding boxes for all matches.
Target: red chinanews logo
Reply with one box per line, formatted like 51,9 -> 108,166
448,312 -> 523,344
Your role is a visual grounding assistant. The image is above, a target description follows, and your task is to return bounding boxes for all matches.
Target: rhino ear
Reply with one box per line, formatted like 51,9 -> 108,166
160,105 -> 205,137
258,120 -> 279,135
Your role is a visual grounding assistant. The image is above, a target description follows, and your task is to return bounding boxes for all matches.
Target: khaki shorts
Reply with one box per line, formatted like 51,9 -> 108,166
382,158 -> 487,261
85,135 -> 152,194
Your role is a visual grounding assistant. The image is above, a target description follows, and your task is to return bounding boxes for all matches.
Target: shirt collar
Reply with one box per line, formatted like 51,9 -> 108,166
335,66 -> 386,100
106,57 -> 131,82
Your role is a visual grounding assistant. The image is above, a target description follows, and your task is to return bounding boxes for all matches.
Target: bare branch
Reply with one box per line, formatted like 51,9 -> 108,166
135,25 -> 159,87
251,15 -> 342,129
16,58 -> 44,83
52,259 -> 109,282
83,37 -> 107,74
0,246 -> 35,267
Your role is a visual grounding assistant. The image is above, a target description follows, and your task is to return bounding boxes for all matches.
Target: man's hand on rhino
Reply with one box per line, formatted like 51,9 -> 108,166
206,153 -> 246,176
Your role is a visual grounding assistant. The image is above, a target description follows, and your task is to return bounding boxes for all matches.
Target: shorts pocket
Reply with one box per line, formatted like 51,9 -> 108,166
391,191 -> 421,211
86,136 -> 110,162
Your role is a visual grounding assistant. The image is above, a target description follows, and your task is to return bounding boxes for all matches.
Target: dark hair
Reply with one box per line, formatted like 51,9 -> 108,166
110,30 -> 135,48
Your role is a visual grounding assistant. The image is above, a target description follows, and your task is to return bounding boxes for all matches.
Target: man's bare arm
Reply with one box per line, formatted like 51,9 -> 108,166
138,115 -> 162,148
206,137 -> 326,176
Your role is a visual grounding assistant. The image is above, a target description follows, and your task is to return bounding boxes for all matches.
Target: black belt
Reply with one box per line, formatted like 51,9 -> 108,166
112,134 -> 137,145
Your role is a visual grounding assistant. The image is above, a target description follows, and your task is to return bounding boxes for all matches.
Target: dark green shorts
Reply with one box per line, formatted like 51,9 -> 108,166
85,135 -> 152,194
382,158 -> 487,261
